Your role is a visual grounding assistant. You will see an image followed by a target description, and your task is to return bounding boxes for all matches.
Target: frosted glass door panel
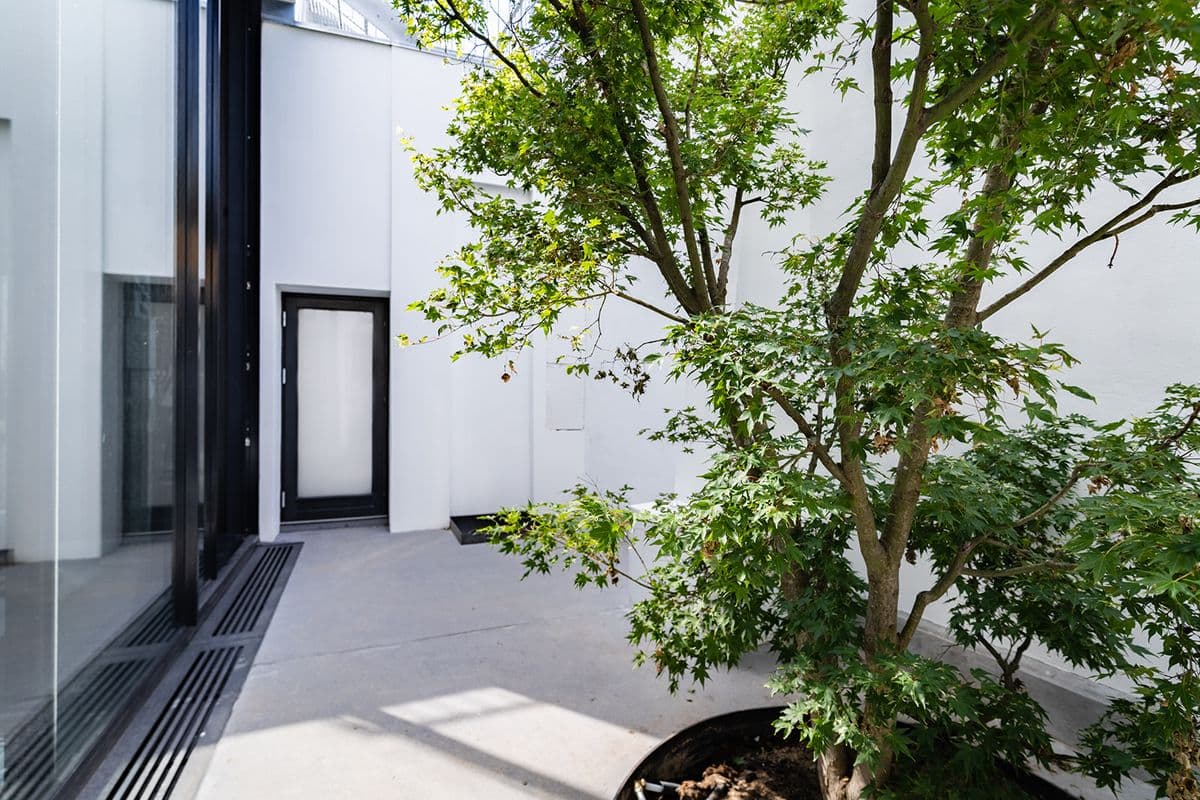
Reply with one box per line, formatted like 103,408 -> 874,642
296,308 -> 374,498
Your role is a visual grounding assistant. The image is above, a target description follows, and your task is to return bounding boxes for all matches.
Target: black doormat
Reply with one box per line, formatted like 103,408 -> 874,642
449,514 -> 497,545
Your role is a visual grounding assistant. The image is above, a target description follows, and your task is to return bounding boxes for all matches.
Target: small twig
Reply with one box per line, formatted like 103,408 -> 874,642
961,560 -> 1074,579
761,386 -> 849,488
1011,462 -> 1096,528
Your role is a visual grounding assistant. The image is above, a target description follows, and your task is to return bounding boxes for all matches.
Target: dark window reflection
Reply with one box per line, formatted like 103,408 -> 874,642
120,281 -> 176,535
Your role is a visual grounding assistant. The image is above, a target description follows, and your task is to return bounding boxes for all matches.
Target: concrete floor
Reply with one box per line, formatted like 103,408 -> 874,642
196,526 -> 778,800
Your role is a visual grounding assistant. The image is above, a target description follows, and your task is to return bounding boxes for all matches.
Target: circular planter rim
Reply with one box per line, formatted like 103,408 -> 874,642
614,705 -> 785,800
613,705 -> 1077,800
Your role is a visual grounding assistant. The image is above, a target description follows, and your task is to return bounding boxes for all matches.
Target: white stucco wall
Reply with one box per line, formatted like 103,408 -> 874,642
0,0 -> 58,562
257,19 -> 1198,556
0,0 -> 180,562
258,23 -> 589,537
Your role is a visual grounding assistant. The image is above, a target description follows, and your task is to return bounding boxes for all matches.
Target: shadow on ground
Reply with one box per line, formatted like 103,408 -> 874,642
196,526 -> 778,800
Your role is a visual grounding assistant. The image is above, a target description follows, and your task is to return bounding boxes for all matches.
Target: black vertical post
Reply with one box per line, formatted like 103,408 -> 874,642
205,0 -> 262,579
175,0 -> 202,626
203,0 -> 224,579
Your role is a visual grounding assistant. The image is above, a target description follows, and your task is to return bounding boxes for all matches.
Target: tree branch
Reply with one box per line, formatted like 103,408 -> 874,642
629,0 -> 712,310
563,0 -> 702,315
978,170 -> 1200,322
921,3 -> 1063,128
870,0 -> 894,188
437,0 -> 545,97
883,120 -> 1028,560
697,226 -> 721,307
899,456 -> 1098,649
961,560 -> 1074,579
615,202 -> 662,259
1106,196 -> 1200,238
715,188 -> 746,306
825,0 -> 935,324
820,3 -> 940,578
1159,401 -> 1200,451
683,38 -> 703,141
897,533 -> 994,648
761,385 -> 850,488
829,2 -> 1063,325
612,290 -> 689,324
1011,461 -> 1094,527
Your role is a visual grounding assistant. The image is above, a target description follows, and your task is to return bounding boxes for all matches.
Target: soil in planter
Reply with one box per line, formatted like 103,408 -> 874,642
673,742 -> 820,799
670,742 -> 1062,800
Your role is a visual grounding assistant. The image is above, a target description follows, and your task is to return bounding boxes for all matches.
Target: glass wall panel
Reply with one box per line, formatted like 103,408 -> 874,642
0,0 -> 187,794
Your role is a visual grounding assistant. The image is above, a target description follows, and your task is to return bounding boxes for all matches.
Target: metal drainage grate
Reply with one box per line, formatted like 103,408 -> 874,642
116,596 -> 176,649
81,542 -> 302,800
213,544 -> 292,637
103,647 -> 241,800
1,659 -> 156,800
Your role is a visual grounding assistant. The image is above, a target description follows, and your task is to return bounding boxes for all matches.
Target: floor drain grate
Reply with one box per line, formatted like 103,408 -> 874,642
1,659 -> 156,800
79,542 -> 302,800
103,647 -> 240,800
116,596 -> 176,649
213,544 -> 293,637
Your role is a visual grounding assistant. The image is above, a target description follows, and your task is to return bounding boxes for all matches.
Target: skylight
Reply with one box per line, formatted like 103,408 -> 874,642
295,0 -> 393,41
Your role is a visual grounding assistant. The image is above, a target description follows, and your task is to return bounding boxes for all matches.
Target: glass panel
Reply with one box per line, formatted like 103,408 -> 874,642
0,0 -> 58,762
296,308 -> 375,498
0,0 -> 181,792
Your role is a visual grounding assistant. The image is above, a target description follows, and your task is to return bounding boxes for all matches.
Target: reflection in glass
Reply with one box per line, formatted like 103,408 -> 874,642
0,0 -> 184,794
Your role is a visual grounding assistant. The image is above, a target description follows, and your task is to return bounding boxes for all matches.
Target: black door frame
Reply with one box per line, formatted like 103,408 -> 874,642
281,293 -> 389,522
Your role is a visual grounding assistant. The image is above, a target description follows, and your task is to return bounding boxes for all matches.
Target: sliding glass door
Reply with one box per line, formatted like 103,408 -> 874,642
0,0 -> 210,795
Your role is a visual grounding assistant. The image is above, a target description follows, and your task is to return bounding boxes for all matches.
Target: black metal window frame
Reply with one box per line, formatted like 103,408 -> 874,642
177,0 -> 263,619
173,0 -> 203,626
280,293 -> 390,523
204,0 -> 263,583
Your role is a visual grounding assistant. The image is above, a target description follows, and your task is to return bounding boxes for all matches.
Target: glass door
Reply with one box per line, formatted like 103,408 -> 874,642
281,294 -> 388,522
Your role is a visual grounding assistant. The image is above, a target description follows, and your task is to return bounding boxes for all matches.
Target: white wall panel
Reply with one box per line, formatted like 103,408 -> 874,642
259,22 -> 394,538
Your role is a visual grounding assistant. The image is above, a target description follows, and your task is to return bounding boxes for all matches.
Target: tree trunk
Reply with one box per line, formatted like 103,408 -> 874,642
813,568 -> 902,800
818,744 -> 853,800
1168,729 -> 1200,800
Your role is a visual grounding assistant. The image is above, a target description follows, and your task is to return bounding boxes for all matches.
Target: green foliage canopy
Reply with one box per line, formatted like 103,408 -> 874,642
394,0 -> 1200,796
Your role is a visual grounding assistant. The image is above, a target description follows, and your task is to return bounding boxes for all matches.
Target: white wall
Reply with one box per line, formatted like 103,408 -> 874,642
0,0 -> 179,563
258,23 -> 590,537
0,0 -> 58,562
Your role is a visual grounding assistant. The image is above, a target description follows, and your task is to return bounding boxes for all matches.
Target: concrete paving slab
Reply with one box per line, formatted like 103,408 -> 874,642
196,527 -> 778,800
